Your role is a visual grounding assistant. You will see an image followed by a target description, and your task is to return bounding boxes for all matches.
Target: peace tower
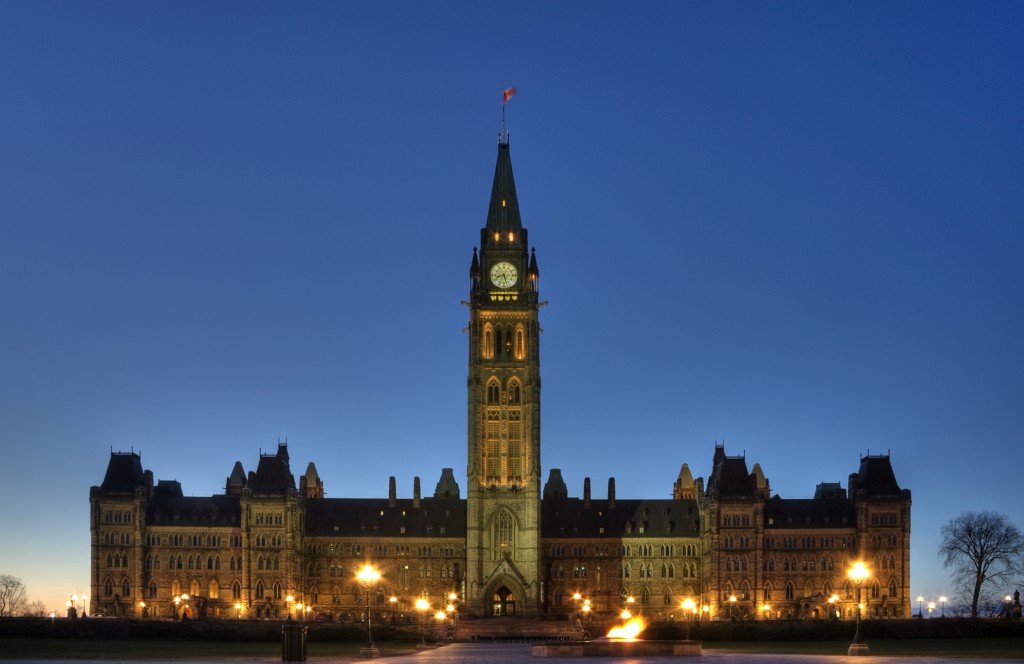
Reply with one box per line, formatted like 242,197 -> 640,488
464,135 -> 543,616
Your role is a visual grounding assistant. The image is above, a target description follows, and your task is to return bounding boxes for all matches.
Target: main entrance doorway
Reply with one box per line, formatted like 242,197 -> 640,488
492,586 -> 516,616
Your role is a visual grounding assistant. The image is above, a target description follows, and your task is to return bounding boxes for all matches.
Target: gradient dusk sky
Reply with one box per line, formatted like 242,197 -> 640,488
1,1 -> 1021,613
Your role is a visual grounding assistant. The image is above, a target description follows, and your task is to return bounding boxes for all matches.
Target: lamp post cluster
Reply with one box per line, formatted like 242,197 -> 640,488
916,594 -> 948,618
65,594 -> 88,618
571,592 -> 593,640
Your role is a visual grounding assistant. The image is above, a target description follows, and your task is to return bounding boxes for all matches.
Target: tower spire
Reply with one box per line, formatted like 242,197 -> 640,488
484,142 -> 523,236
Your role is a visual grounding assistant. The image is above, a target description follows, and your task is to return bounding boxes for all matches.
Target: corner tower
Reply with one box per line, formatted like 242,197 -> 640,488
465,137 -> 542,616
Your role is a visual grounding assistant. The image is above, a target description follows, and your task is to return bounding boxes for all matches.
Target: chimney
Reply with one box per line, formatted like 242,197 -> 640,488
413,476 -> 421,508
388,476 -> 397,508
583,477 -> 591,509
608,477 -> 616,509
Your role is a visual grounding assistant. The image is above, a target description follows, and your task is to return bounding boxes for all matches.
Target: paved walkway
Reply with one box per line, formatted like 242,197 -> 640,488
4,643 -> 1018,664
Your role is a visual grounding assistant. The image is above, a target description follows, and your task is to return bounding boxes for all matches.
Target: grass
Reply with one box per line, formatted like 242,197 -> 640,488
0,638 -> 421,660
705,638 -> 1024,659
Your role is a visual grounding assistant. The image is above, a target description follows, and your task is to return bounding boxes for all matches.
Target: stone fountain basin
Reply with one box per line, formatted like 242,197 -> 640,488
532,639 -> 701,657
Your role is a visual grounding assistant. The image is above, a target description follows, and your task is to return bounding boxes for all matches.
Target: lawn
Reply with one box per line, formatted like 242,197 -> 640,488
0,638 -> 420,660
705,638 -> 1024,659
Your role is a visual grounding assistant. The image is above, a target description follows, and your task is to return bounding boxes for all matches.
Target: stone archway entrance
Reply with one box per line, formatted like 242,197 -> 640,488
492,586 -> 516,616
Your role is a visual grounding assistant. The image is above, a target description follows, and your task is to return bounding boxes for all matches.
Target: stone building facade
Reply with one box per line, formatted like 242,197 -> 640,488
89,137 -> 912,622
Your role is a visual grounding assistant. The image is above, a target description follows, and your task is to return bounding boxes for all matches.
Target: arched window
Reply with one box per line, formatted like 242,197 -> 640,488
640,587 -> 650,605
508,380 -> 521,404
171,580 -> 181,596
104,578 -> 113,596
888,580 -> 898,597
274,582 -> 282,599
496,511 -> 514,549
149,581 -> 157,598
483,325 -> 493,359
232,581 -> 241,600
209,580 -> 219,599
785,582 -> 795,600
763,583 -> 773,600
515,326 -> 525,359
255,580 -> 265,599
663,588 -> 672,605
190,579 -> 200,596
207,555 -> 214,570
121,578 -> 131,597
487,380 -> 500,404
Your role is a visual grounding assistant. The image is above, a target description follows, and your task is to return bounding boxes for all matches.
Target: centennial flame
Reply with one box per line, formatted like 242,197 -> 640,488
606,616 -> 647,641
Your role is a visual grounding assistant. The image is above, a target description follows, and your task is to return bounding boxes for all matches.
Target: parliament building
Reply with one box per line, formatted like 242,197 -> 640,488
90,137 -> 912,623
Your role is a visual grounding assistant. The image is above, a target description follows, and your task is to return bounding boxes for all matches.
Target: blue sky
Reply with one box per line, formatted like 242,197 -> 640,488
1,1 -> 1021,613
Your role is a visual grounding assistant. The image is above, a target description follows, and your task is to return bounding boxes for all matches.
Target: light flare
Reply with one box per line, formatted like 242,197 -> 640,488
606,616 -> 647,641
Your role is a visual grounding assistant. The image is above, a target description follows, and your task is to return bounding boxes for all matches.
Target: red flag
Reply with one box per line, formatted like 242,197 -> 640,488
502,86 -> 517,103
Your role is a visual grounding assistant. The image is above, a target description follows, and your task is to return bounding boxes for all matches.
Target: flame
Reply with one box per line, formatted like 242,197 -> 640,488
606,616 -> 647,641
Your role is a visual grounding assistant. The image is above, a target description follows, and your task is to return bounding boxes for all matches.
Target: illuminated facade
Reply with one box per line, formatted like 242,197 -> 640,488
89,137 -> 911,621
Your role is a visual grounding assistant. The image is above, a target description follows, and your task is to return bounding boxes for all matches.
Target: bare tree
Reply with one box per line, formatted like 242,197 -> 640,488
939,511 -> 1024,618
24,599 -> 49,617
0,575 -> 29,617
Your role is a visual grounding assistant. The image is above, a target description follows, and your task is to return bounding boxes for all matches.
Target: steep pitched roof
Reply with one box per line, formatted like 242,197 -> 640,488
146,494 -> 241,527
249,446 -> 295,494
485,141 -> 522,235
856,455 -> 902,497
706,455 -> 753,498
764,496 -> 856,529
541,498 -> 701,538
99,452 -> 145,494
304,497 -> 466,538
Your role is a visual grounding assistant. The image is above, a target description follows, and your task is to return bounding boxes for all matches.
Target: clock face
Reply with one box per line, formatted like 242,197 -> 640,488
490,261 -> 518,288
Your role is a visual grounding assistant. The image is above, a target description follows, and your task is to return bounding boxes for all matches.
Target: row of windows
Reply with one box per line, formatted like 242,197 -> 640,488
103,532 -> 133,545
485,378 -> 523,404
765,535 -> 854,550
719,576 -> 903,603
722,514 -> 751,527
255,512 -> 284,525
722,535 -> 751,549
151,533 -> 238,548
482,324 -> 527,361
103,510 -> 132,524
144,554 -> 244,571
616,562 -> 698,578
255,534 -> 283,547
869,513 -> 899,527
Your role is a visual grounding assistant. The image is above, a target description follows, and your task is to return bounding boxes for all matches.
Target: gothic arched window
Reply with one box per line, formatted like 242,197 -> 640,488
496,511 -> 513,548
487,381 -> 500,404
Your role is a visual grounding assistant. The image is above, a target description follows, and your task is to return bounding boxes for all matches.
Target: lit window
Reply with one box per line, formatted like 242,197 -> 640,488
508,232 -> 514,241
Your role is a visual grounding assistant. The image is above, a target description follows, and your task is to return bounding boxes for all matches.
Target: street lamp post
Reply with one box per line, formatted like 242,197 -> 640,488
728,595 -> 737,621
681,598 -> 696,641
847,561 -> 870,656
356,564 -> 381,659
415,598 -> 430,649
235,602 -> 242,619
389,596 -> 398,625
917,596 -> 924,618
82,594 -> 89,618
939,596 -> 947,618
828,594 -> 839,620
928,602 -> 935,618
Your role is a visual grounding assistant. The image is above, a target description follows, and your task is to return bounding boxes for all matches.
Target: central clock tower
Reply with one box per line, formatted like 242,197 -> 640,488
465,136 -> 542,617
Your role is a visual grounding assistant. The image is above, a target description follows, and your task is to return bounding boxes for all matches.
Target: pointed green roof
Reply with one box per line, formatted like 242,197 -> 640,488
485,140 -> 522,234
